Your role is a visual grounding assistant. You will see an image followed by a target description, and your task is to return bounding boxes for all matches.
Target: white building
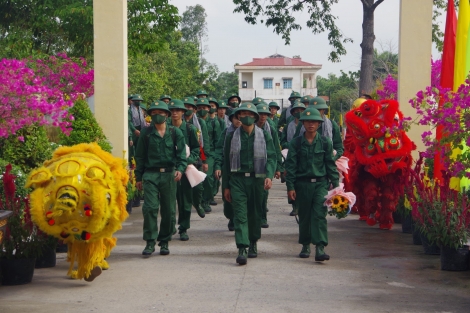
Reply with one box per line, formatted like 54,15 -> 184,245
234,53 -> 322,109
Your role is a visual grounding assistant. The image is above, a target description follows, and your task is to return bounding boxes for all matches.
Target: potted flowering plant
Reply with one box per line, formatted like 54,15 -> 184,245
0,163 -> 45,284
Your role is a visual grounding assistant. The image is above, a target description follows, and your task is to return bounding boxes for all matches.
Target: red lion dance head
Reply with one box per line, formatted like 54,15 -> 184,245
345,99 -> 415,229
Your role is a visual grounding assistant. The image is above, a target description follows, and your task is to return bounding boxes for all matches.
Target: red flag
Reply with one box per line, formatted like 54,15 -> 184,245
434,0 -> 457,182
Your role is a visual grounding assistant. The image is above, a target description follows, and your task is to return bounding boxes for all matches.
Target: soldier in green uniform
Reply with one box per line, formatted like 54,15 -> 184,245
227,93 -> 241,114
222,103 -> 277,265
196,90 -> 208,99
160,94 -> 171,104
207,97 -> 222,206
214,109 -> 241,231
301,95 -> 313,107
285,107 -> 339,261
252,97 -> 264,106
196,98 -> 220,212
280,101 -> 306,216
278,91 -> 301,131
127,94 -> 135,164
168,99 -> 206,241
217,99 -> 230,130
268,101 -> 281,129
256,103 -> 283,228
135,101 -> 187,257
182,96 -> 209,218
293,97 -> 344,161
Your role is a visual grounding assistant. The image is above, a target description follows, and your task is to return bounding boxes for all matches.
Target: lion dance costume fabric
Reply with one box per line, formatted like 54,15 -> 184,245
26,143 -> 129,281
344,99 -> 415,230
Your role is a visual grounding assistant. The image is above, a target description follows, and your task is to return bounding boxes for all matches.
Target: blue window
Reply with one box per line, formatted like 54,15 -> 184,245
283,79 -> 292,89
264,79 -> 273,89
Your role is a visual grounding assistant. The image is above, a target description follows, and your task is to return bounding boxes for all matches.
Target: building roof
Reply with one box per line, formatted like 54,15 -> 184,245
238,54 -> 320,67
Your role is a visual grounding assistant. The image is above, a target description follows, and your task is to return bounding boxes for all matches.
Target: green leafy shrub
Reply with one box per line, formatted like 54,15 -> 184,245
0,125 -> 53,173
59,99 -> 112,152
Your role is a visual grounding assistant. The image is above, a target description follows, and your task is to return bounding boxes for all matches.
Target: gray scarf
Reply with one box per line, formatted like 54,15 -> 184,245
299,125 -> 306,137
322,116 -> 333,140
285,104 -> 292,119
262,120 -> 271,134
224,124 -> 236,148
230,126 -> 267,178
287,120 -> 297,142
192,114 -> 204,147
224,115 -> 232,127
131,105 -> 146,127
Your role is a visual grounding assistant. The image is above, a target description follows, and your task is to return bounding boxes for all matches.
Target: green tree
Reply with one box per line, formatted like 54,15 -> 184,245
204,71 -> 239,100
59,99 -> 112,152
0,0 -> 179,60
232,0 -> 454,96
373,48 -> 398,82
0,125 -> 53,172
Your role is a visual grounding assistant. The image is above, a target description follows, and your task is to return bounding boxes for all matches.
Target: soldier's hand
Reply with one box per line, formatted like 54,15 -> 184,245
136,181 -> 143,191
214,170 -> 221,179
274,171 -> 280,179
264,178 -> 272,190
134,129 -> 140,136
174,171 -> 182,182
202,163 -> 209,172
288,190 -> 296,201
129,141 -> 133,147
224,188 -> 232,203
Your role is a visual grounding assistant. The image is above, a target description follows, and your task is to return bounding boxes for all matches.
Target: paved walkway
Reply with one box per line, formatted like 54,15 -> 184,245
1,180 -> 469,312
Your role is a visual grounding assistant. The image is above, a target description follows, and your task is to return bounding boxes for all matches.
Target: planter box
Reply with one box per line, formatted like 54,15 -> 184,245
0,210 -> 13,245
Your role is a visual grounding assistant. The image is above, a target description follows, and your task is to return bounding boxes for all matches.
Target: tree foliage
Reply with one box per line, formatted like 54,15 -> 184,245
204,71 -> 239,100
0,0 -> 179,60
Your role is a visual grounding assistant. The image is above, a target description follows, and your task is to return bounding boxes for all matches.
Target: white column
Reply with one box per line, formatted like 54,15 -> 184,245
93,0 -> 128,158
398,0 -> 433,158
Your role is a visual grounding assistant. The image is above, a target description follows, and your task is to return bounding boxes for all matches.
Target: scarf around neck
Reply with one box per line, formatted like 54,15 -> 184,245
287,120 -> 297,142
191,114 -> 204,147
230,126 -> 267,178
322,116 -> 333,140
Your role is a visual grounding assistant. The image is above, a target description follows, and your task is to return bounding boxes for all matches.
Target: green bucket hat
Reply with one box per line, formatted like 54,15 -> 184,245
196,98 -> 211,108
208,97 -> 219,107
159,94 -> 172,101
132,94 -> 144,101
182,96 -> 197,108
147,101 -> 171,116
168,99 -> 187,111
252,97 -> 264,106
140,103 -> 148,110
236,102 -> 259,121
289,101 -> 306,115
299,107 -> 324,122
268,101 -> 280,110
128,94 -> 134,100
218,99 -> 228,109
196,89 -> 208,97
309,97 -> 329,110
301,95 -> 313,104
227,93 -> 242,104
288,91 -> 301,100
256,102 -> 270,115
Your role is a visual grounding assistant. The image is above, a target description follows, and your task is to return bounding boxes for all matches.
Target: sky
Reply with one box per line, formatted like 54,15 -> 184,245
173,0 -> 443,77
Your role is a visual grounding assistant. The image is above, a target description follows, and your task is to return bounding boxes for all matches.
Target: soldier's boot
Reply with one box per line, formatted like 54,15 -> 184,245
142,240 -> 156,257
299,244 -> 310,258
159,241 -> 170,255
236,248 -> 247,265
248,241 -> 258,258
314,245 -> 330,262
227,219 -> 235,231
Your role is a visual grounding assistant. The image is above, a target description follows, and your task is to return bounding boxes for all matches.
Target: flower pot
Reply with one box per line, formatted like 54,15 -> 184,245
56,242 -> 68,253
411,222 -> 422,245
401,214 -> 412,233
392,211 -> 402,224
440,245 -> 469,271
35,244 -> 57,268
419,233 -> 440,255
126,200 -> 132,213
0,258 -> 36,285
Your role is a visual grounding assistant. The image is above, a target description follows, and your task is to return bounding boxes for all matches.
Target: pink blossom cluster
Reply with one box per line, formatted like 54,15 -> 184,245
409,74 -> 470,179
0,54 -> 94,139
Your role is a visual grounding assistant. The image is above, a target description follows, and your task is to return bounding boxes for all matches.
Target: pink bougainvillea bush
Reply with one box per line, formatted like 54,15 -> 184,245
0,54 -> 94,139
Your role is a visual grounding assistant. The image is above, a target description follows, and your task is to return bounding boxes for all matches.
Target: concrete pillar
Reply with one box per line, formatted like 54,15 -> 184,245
93,0 -> 128,159
398,0 -> 433,158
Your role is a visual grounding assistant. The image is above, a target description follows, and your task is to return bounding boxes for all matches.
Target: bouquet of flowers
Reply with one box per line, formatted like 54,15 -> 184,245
324,184 -> 356,219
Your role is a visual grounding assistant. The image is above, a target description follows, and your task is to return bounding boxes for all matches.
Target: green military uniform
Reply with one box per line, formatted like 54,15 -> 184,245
184,97 -> 210,214
222,103 -> 276,265
278,91 -> 301,131
293,97 -> 344,161
197,98 -> 221,212
128,94 -> 147,163
227,93 -> 241,115
256,103 -> 284,228
168,100 -> 205,241
135,101 -> 187,256
280,101 -> 306,149
214,109 -> 238,231
285,107 -> 339,261
268,101 -> 280,129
